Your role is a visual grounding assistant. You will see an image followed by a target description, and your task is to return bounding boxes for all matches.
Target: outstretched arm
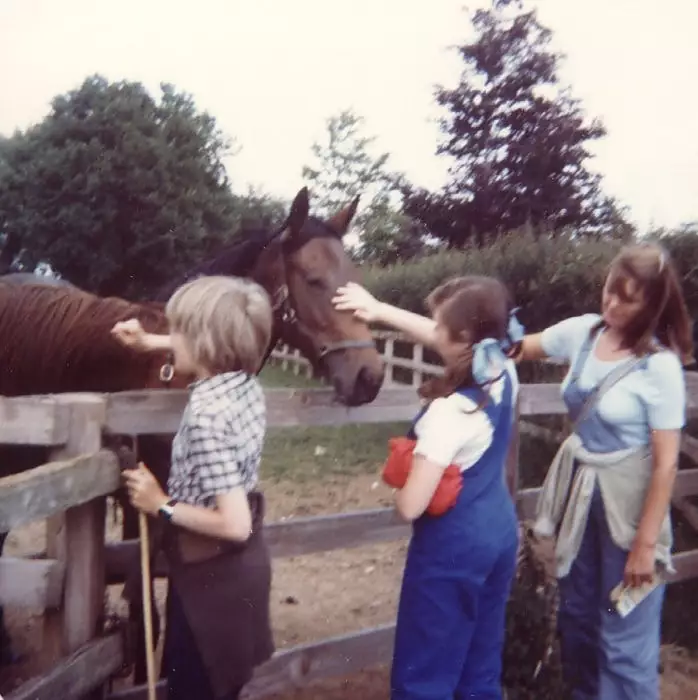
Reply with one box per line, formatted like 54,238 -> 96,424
111,319 -> 173,353
333,283 -> 438,348
509,333 -> 549,363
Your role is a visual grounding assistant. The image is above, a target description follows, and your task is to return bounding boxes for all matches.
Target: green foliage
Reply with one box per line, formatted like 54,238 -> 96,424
362,231 -> 618,331
0,75 -> 281,298
402,1 -> 630,246
302,109 -> 424,266
361,226 -> 698,337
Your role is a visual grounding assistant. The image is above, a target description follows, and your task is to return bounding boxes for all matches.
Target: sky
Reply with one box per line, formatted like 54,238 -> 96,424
1,0 -> 697,232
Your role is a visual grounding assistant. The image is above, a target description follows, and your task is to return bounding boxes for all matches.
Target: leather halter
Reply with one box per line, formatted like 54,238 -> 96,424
270,282 -> 375,361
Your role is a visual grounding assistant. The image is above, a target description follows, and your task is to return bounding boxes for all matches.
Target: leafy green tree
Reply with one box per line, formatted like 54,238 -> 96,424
302,109 -> 426,265
0,75 -> 252,298
403,1 -> 629,246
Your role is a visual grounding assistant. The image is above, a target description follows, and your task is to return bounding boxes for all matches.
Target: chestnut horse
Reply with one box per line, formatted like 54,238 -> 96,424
0,187 -> 385,681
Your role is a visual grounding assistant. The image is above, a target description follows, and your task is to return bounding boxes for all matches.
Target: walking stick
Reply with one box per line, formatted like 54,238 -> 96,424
138,462 -> 158,700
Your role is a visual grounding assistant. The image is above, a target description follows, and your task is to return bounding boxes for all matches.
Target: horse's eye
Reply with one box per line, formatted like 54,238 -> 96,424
306,277 -> 326,290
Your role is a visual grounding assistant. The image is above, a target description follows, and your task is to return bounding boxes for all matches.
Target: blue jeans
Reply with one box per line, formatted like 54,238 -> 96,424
557,487 -> 664,700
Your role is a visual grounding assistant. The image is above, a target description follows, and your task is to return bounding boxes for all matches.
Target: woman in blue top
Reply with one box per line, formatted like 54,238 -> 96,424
513,242 -> 693,699
334,275 -> 523,699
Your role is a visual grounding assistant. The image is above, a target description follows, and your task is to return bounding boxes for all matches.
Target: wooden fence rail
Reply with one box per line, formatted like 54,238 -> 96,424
270,331 -> 443,387
2,374 -> 698,699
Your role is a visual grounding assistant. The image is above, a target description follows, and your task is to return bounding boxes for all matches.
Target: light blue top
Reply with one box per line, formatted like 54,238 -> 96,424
541,313 -> 685,451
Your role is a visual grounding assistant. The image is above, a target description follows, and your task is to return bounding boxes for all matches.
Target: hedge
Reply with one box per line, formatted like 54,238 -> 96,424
361,228 -> 698,338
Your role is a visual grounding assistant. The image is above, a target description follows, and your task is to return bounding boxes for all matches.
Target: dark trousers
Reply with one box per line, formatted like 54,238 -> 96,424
163,586 -> 245,700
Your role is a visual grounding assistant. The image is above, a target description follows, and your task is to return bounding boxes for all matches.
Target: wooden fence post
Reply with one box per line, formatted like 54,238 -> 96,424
384,337 -> 394,387
505,396 -> 521,500
43,395 -> 107,676
411,343 -> 423,388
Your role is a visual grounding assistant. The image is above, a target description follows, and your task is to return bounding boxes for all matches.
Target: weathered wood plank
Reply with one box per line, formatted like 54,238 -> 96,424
505,399 -> 521,497
517,468 -> 698,524
682,433 -> 698,463
101,467 -> 698,584
0,557 -> 65,608
0,395 -> 70,445
0,450 -> 119,531
107,624 -> 395,700
105,507 -> 412,582
7,633 -> 123,700
104,384 -> 576,436
264,507 -> 410,558
672,494 -> 698,539
46,395 -> 109,685
667,549 -> 698,584
245,624 -> 395,699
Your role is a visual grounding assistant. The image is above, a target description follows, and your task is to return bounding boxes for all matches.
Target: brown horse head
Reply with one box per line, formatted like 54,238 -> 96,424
253,191 -> 385,406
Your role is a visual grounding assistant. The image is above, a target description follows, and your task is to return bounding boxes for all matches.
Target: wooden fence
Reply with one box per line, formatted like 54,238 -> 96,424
270,332 -> 567,386
270,331 -> 442,387
1,394 -> 124,700
3,374 -> 698,699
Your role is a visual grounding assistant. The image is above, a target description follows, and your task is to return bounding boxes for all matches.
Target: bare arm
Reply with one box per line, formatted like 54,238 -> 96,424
111,319 -> 173,353
170,489 -> 252,542
123,467 -> 252,542
511,333 -> 549,363
376,304 -> 438,348
333,283 -> 438,347
632,429 -> 679,546
394,454 -> 444,522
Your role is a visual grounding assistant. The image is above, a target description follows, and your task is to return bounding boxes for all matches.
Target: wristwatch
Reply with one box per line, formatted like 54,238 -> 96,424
158,498 -> 178,521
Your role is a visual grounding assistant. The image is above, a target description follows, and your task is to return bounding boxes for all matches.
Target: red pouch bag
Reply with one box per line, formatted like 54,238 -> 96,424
382,436 -> 462,516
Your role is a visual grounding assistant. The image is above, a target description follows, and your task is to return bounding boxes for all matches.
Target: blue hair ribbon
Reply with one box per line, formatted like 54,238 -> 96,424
471,308 -> 525,385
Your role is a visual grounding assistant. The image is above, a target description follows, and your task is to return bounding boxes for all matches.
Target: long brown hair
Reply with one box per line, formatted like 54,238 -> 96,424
600,242 -> 693,365
419,276 -> 512,401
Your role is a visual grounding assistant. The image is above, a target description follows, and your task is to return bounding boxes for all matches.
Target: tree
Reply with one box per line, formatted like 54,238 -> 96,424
0,75 -> 256,298
402,1 -> 629,247
302,109 -> 426,266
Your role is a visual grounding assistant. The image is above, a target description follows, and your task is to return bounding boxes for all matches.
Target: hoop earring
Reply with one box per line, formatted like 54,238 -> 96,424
159,363 -> 175,383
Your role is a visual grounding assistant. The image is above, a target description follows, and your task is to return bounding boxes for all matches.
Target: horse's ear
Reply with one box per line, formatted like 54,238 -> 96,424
327,195 -> 360,236
279,187 -> 309,242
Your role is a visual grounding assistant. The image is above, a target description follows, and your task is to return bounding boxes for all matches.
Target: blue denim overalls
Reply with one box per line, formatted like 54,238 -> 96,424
557,330 -> 663,700
390,371 -> 519,699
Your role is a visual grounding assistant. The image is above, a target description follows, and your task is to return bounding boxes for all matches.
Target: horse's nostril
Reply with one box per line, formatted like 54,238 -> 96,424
351,366 -> 382,405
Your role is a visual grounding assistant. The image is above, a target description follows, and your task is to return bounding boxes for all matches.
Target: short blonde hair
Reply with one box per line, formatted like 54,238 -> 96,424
165,276 -> 273,375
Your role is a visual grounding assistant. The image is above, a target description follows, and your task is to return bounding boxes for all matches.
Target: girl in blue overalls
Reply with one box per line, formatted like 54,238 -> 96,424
334,275 -> 524,699
514,243 -> 693,699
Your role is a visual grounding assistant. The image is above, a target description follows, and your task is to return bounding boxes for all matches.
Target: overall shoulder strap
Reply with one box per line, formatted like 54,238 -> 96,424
573,355 -> 644,431
569,325 -> 599,382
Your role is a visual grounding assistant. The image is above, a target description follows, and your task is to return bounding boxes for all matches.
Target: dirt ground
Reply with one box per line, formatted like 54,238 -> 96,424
3,473 -> 698,699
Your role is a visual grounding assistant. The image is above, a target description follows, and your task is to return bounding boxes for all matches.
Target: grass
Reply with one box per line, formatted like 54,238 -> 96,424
258,364 -> 559,486
262,421 -> 409,482
259,362 -> 406,481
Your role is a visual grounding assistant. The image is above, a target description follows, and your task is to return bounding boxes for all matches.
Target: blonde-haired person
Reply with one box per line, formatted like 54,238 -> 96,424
334,242 -> 693,700
111,275 -> 274,700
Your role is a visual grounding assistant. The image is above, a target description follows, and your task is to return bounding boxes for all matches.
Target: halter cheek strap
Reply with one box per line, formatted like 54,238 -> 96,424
270,282 -> 376,361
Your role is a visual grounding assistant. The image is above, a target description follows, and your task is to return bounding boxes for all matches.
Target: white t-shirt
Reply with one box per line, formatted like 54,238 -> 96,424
412,362 -> 518,470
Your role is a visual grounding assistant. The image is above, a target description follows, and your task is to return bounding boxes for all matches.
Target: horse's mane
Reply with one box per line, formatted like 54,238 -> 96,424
154,216 -> 342,301
0,283 -> 169,396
